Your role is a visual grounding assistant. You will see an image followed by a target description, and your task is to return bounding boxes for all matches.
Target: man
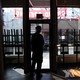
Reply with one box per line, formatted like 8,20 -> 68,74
31,25 -> 44,77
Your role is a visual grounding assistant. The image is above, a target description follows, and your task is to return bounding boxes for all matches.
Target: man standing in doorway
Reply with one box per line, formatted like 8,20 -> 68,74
31,25 -> 44,78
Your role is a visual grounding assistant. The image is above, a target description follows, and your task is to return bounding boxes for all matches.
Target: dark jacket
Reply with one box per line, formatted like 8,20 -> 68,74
32,32 -> 44,61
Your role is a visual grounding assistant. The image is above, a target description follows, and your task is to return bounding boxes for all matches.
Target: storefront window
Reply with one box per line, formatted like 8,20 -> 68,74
57,7 -> 80,63
2,8 -> 23,59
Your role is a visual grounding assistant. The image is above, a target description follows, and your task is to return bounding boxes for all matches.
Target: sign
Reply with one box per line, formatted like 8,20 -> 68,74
14,8 -> 80,20
14,8 -> 50,19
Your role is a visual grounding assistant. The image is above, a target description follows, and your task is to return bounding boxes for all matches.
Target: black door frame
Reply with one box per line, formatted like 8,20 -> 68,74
29,20 -> 51,72
24,0 -> 57,74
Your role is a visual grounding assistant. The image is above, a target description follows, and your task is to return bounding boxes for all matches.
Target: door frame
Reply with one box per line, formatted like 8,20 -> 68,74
29,20 -> 51,72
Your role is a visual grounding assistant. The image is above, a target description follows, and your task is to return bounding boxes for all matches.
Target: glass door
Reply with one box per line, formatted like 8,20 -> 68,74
30,23 -> 50,70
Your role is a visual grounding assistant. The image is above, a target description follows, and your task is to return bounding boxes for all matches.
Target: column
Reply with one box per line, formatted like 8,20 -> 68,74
23,0 -> 31,74
0,1 -> 4,80
50,0 -> 57,73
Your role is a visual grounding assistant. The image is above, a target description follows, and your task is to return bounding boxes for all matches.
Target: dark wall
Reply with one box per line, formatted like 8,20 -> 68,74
1,0 -> 32,7
2,0 -> 25,7
2,0 -> 80,7
57,0 -> 80,6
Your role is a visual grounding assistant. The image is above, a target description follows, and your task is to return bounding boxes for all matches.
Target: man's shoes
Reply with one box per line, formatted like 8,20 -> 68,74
36,73 -> 42,79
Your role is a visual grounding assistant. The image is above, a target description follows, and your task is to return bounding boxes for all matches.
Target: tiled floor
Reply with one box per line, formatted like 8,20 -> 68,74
4,66 -> 68,80
6,63 -> 80,80
4,64 -> 80,80
4,67 -> 53,80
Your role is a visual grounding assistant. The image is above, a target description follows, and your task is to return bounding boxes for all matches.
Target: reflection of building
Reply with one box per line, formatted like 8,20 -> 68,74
58,19 -> 78,44
58,19 -> 78,30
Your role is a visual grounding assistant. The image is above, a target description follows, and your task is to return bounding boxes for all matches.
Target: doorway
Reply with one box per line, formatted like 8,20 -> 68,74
30,23 -> 50,71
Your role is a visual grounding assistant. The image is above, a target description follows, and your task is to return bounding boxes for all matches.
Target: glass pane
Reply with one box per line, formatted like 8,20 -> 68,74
57,7 -> 80,65
57,7 -> 80,55
2,8 -> 23,29
29,8 -> 50,20
31,23 -> 50,69
2,8 -> 24,63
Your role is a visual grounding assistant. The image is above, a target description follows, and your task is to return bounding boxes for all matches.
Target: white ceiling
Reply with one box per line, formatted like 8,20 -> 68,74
30,0 -> 50,7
